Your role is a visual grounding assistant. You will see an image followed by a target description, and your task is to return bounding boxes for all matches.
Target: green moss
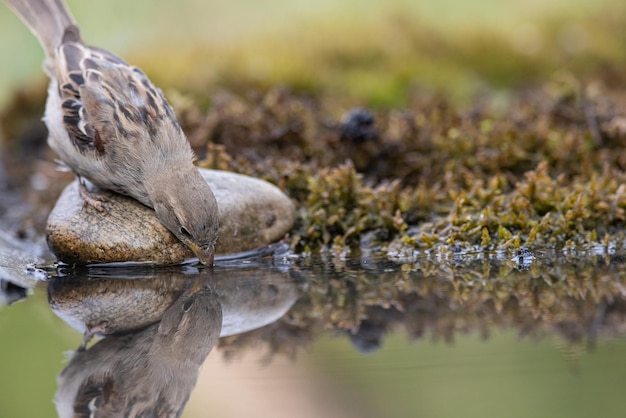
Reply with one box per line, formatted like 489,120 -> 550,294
175,75 -> 626,256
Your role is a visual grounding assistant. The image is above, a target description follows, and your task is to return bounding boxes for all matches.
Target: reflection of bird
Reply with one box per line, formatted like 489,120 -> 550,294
55,286 -> 223,418
5,0 -> 219,264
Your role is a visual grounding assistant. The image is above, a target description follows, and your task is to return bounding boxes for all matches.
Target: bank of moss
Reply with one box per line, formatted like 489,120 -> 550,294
176,79 -> 626,256
4,74 -> 626,256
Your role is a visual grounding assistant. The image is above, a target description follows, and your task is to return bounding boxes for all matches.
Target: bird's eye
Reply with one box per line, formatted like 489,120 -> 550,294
180,226 -> 192,238
183,298 -> 195,312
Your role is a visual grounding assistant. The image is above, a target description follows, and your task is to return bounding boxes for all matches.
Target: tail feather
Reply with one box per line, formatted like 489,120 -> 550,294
5,0 -> 78,71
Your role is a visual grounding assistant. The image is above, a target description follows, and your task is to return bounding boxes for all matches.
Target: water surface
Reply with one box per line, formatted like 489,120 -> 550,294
1,247 -> 626,417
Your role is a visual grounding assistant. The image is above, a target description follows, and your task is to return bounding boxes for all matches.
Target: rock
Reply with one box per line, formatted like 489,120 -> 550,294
46,169 -> 295,265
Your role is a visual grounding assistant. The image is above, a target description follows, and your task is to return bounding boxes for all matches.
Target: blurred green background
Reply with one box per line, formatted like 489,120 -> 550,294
0,289 -> 81,418
308,333 -> 626,418
1,0 -> 625,106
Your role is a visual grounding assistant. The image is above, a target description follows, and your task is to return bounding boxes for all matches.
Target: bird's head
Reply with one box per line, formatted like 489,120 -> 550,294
150,167 -> 219,265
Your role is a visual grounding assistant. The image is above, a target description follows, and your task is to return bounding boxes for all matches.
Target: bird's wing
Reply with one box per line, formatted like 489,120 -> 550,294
55,27 -> 178,155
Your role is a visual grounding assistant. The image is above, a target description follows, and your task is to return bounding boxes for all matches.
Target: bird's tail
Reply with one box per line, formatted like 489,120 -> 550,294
5,0 -> 77,68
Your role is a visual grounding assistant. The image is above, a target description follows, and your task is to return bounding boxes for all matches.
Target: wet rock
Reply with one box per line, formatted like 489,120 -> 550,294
46,169 -> 295,265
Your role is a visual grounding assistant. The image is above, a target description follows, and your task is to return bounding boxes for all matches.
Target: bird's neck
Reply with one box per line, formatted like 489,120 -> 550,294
143,161 -> 196,201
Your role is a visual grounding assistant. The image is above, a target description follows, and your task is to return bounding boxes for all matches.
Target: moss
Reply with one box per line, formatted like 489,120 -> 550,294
171,77 -> 625,256
6,75 -> 626,253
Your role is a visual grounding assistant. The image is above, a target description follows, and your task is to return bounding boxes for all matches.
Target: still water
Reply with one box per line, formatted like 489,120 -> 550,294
2,246 -> 626,417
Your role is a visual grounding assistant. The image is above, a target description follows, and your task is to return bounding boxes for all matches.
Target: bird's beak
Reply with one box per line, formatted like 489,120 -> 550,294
185,240 -> 214,266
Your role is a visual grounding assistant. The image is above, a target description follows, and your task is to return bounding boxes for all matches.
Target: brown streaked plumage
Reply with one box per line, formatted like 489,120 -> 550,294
5,0 -> 219,265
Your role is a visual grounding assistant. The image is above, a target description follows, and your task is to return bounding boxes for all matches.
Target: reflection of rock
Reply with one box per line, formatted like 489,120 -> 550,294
55,278 -> 222,418
216,268 -> 301,337
48,270 -> 191,338
50,261 -> 302,417
48,261 -> 301,341
46,169 -> 295,265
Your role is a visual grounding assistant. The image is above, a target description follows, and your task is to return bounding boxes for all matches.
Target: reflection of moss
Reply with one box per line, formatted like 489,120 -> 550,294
219,252 -> 626,358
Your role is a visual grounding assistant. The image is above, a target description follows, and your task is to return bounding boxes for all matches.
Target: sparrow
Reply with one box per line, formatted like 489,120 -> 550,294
5,0 -> 219,265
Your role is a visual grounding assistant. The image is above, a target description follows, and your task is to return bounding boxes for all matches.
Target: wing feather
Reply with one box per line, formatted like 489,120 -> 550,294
54,28 -> 180,156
